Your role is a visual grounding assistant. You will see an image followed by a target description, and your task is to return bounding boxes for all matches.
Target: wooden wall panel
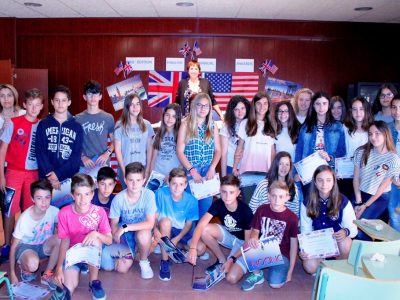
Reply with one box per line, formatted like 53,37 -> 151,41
0,18 -> 16,63
12,18 -> 400,123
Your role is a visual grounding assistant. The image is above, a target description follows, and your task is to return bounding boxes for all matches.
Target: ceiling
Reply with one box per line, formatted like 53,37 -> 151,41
1,0 -> 400,23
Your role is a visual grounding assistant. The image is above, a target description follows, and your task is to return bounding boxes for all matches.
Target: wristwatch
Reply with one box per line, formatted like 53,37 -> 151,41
229,255 -> 237,263
122,224 -> 128,233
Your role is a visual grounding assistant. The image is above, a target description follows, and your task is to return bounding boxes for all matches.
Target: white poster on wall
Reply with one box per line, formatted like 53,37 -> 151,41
198,58 -> 216,72
127,57 -> 155,71
166,57 -> 185,71
235,59 -> 254,72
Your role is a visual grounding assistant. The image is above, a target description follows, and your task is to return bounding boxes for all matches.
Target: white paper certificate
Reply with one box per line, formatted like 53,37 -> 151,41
294,152 -> 328,185
65,243 -> 101,269
189,173 -> 220,200
335,157 -> 354,178
297,228 -> 339,259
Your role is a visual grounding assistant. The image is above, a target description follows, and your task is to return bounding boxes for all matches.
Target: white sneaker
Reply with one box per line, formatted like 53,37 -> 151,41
199,251 -> 209,261
139,259 -> 154,279
153,244 -> 161,254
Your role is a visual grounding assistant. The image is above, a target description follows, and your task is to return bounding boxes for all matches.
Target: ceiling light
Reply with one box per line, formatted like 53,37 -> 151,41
24,2 -> 42,7
176,2 -> 194,7
354,7 -> 373,11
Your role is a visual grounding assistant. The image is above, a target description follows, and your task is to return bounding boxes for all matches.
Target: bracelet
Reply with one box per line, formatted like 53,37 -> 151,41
106,149 -> 112,155
189,247 -> 197,250
188,166 -> 195,173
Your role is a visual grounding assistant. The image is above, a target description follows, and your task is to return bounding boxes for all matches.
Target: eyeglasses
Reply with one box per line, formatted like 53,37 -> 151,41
278,110 -> 289,114
196,103 -> 210,109
86,92 -> 101,98
380,93 -> 393,99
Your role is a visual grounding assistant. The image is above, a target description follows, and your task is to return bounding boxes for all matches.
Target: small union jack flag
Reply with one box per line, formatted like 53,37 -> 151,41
259,59 -> 278,76
114,61 -> 123,76
179,43 -> 191,58
123,62 -> 133,78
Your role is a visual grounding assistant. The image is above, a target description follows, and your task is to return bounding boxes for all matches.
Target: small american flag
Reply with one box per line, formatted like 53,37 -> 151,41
192,40 -> 202,59
266,60 -> 278,75
179,43 -> 191,58
114,61 -> 123,76
123,62 -> 133,78
204,72 -> 259,110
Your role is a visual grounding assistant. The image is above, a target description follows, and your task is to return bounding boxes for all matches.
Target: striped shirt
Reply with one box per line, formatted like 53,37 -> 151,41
184,123 -> 215,167
354,148 -> 400,194
249,178 -> 301,218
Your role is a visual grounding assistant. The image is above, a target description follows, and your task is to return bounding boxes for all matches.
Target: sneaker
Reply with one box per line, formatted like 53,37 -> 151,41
20,269 -> 37,282
241,271 -> 265,291
80,263 -> 89,274
205,260 -> 223,275
50,285 -> 71,300
89,280 -> 106,300
139,259 -> 154,279
0,244 -> 10,261
153,244 -> 161,254
41,270 -> 58,290
199,251 -> 209,261
159,260 -> 171,281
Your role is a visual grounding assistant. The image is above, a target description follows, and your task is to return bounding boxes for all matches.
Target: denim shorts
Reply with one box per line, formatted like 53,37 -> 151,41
171,227 -> 194,246
238,255 -> 290,285
216,224 -> 246,273
101,232 -> 136,270
15,243 -> 48,263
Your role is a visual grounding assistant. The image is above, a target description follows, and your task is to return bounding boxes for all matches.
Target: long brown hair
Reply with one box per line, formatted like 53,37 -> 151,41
344,96 -> 373,135
245,91 -> 275,137
153,103 -> 182,150
118,94 -> 146,135
307,165 -> 341,219
274,101 -> 300,144
359,121 -> 396,166
267,151 -> 295,201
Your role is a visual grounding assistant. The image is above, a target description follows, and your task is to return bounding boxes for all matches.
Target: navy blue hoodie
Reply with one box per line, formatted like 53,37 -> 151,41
36,114 -> 83,182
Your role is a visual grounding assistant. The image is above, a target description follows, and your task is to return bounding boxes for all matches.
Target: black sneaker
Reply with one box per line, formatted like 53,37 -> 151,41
50,285 -> 71,300
205,260 -> 223,275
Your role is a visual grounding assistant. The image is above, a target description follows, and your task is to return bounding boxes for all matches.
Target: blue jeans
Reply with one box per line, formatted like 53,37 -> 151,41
357,191 -> 390,240
389,183 -> 400,232
186,165 -> 213,219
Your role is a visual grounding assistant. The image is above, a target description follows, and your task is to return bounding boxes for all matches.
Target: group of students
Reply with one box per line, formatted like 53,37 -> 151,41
1,73 -> 400,299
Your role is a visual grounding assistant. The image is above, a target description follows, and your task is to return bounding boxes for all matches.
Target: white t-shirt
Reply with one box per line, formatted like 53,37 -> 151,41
237,119 -> 275,174
219,122 -> 240,168
343,125 -> 368,158
13,205 -> 59,245
275,127 -> 296,160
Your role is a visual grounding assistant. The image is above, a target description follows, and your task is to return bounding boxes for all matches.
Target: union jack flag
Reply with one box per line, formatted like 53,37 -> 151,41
148,71 -> 186,107
114,61 -> 123,76
123,62 -> 133,78
179,43 -> 191,58
204,72 -> 259,110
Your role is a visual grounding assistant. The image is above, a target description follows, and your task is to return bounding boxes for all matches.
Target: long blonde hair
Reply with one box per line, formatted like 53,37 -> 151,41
291,88 -> 313,114
185,93 -> 213,144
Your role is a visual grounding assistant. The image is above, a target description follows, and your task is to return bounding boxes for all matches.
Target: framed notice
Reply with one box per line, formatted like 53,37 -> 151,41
298,228 -> 339,259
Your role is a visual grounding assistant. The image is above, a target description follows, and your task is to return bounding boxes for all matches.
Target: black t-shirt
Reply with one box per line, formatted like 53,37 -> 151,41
207,199 -> 253,240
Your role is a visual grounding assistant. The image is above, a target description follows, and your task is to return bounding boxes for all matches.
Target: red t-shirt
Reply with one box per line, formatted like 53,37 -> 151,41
251,204 -> 298,258
2,115 -> 39,171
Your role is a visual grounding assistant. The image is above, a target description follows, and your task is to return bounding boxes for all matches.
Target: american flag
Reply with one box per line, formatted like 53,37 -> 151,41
204,72 -> 259,110
148,71 -> 185,107
192,40 -> 202,59
179,43 -> 191,58
266,60 -> 278,75
123,62 -> 133,78
114,61 -> 123,76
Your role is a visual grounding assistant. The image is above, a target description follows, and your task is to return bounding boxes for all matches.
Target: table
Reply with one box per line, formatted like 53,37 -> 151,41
362,254 -> 400,280
354,219 -> 400,241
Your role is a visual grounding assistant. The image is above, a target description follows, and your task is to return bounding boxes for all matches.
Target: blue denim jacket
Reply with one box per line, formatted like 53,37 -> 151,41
295,121 -> 346,168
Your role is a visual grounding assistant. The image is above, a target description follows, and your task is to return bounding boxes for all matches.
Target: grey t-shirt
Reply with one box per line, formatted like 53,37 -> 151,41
153,131 -> 181,176
75,110 -> 115,159
109,188 -> 156,225
114,120 -> 154,166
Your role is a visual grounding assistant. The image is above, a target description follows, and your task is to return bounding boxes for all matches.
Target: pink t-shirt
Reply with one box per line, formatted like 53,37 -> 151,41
58,204 -> 111,247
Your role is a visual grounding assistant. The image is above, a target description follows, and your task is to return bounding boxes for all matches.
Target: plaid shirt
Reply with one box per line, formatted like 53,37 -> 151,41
184,123 -> 214,168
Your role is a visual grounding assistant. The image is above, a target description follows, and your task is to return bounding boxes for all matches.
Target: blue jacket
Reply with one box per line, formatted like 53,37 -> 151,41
295,121 -> 346,169
35,114 -> 83,182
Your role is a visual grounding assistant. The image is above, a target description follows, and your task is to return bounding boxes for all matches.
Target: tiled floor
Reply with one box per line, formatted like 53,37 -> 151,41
0,252 -> 314,299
